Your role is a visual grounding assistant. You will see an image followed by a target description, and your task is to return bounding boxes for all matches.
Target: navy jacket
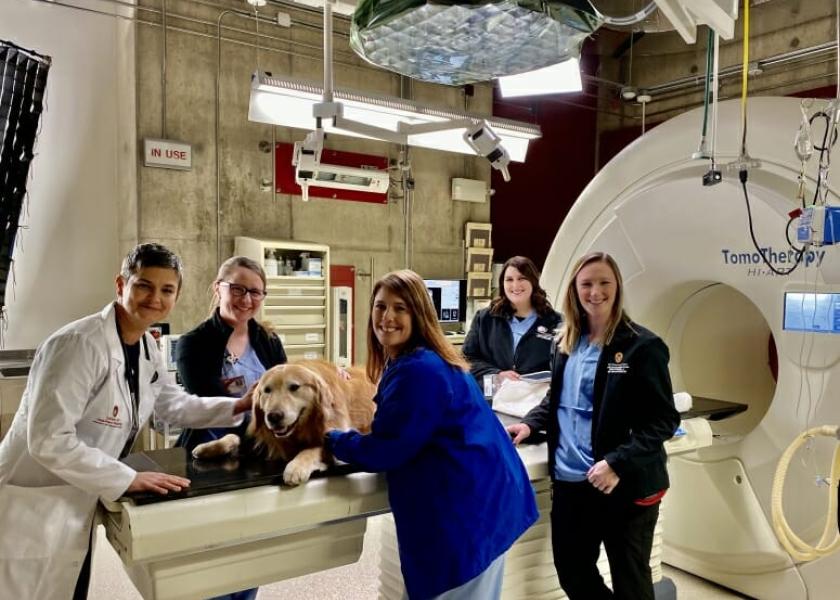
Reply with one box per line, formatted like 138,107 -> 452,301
175,309 -> 286,451
522,319 -> 680,501
463,307 -> 562,386
327,348 -> 538,599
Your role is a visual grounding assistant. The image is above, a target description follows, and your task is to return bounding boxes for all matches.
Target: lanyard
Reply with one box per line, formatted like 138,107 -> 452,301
115,313 -> 145,458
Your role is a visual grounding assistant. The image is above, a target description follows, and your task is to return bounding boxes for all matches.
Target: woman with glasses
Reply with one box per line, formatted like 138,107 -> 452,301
175,256 -> 286,459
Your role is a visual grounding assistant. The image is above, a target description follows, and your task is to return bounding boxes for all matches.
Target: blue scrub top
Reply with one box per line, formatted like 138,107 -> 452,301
553,337 -> 601,482
508,311 -> 537,352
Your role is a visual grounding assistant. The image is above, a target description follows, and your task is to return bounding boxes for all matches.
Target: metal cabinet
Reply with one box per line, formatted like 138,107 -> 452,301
235,237 -> 331,361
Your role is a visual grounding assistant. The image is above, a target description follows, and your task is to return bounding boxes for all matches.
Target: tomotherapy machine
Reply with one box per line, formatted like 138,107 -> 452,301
541,96 -> 840,600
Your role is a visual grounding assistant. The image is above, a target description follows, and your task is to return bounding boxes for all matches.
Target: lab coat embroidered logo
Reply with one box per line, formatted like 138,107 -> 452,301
607,353 -> 629,374
94,406 -> 123,429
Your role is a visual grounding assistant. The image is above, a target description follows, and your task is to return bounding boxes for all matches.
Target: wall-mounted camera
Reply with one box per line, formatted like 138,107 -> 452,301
463,123 -> 511,182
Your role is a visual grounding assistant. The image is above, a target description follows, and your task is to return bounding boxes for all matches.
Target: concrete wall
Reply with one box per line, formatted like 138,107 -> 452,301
0,0 -> 493,360
596,1 -> 840,133
135,0 -> 492,362
0,0 -> 136,349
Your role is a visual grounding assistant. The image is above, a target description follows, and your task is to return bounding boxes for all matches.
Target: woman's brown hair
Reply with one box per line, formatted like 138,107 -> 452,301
366,269 -> 469,382
558,252 -> 630,355
489,256 -> 554,317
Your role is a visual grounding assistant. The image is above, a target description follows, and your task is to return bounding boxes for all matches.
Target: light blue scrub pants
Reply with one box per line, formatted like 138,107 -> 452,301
403,553 -> 506,600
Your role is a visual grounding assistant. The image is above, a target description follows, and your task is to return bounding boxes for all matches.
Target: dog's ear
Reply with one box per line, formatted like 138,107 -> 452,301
248,381 -> 264,436
307,369 -> 335,419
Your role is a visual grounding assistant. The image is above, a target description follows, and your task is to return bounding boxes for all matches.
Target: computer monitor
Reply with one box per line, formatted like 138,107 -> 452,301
423,279 -> 467,324
161,334 -> 181,372
783,292 -> 840,334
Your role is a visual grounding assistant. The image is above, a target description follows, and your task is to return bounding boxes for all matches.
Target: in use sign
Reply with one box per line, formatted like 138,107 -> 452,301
144,138 -> 192,170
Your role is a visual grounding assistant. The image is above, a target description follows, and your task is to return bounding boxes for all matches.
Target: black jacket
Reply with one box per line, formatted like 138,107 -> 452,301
463,307 -> 562,386
521,319 -> 680,501
175,309 -> 287,450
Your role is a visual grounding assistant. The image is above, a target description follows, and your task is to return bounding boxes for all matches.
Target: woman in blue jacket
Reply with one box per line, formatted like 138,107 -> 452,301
326,269 -> 538,600
508,252 -> 680,600
463,255 -> 561,388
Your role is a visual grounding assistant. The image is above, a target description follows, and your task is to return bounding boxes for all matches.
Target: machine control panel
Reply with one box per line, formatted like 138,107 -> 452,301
783,292 -> 840,334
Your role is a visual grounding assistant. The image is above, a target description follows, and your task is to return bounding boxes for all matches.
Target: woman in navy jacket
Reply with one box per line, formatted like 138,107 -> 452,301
176,256 -> 287,457
326,269 -> 538,600
508,252 -> 680,600
463,256 -> 561,388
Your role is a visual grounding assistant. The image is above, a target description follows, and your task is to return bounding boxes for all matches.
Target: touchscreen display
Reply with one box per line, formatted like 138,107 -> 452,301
783,292 -> 840,334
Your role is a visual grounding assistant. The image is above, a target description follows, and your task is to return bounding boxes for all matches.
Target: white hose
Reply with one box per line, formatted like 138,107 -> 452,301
770,425 -> 840,562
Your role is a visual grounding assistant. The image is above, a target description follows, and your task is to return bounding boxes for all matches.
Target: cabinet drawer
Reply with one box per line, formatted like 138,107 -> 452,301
264,296 -> 325,308
267,283 -> 325,296
285,348 -> 326,361
267,311 -> 326,326
278,331 -> 325,346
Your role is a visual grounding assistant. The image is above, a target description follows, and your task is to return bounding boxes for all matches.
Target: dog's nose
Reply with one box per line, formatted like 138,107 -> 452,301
266,411 -> 284,428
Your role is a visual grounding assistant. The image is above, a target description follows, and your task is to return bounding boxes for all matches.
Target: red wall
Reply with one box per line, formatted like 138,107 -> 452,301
491,79 -> 836,271
490,56 -> 599,269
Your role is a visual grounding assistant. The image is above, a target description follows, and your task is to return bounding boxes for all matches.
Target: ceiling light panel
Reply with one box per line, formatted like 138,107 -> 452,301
248,73 -> 541,161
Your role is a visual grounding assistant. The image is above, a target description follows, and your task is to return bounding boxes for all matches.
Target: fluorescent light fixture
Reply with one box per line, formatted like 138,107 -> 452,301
499,58 -> 583,98
248,73 -> 541,162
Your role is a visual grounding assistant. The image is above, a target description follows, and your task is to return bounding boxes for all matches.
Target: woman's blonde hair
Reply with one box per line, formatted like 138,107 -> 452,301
366,269 -> 468,382
558,252 -> 629,355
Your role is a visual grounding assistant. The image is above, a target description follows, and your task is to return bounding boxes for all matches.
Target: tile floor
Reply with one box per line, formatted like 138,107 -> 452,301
90,514 -> 752,599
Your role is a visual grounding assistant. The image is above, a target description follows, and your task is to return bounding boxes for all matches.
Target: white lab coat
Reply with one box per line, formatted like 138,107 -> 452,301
0,303 -> 241,599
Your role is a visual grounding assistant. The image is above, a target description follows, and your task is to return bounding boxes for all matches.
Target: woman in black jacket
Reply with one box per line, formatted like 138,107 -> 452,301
463,256 -> 561,389
507,251 -> 679,600
175,256 -> 286,454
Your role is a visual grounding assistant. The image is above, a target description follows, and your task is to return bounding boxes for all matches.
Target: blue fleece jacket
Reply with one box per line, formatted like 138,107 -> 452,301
326,347 -> 538,599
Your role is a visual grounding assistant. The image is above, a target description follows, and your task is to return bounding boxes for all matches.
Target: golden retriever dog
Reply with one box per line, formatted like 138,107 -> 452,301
192,359 -> 376,486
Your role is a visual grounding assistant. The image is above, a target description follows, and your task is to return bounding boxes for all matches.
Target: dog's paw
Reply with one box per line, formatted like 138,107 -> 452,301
282,456 -> 327,486
192,434 -> 240,459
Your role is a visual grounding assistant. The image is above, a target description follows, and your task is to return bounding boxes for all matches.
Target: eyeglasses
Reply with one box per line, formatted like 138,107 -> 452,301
219,281 -> 267,300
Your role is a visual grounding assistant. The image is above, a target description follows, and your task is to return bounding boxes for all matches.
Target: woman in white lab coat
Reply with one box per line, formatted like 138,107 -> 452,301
0,243 -> 251,600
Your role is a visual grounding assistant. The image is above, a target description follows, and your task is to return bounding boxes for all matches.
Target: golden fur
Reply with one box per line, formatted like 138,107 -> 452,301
192,359 -> 376,486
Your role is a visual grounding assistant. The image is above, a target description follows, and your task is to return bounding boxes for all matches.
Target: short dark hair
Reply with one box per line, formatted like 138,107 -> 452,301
120,243 -> 183,289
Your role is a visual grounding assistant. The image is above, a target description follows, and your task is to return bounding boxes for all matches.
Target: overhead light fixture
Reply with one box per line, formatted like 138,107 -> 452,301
498,58 -> 583,98
245,0 -> 267,6
248,72 -> 541,163
350,0 -> 603,86
249,2 -> 541,195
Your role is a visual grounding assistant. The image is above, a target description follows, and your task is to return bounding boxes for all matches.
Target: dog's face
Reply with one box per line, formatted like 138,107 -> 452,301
252,364 -> 332,439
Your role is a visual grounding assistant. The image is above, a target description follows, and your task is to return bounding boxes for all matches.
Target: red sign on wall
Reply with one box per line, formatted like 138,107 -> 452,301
275,142 -> 389,204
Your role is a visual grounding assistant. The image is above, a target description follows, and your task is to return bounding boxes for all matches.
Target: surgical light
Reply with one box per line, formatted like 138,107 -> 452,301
349,0 -> 603,86
248,72 -> 541,162
498,58 -> 583,98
